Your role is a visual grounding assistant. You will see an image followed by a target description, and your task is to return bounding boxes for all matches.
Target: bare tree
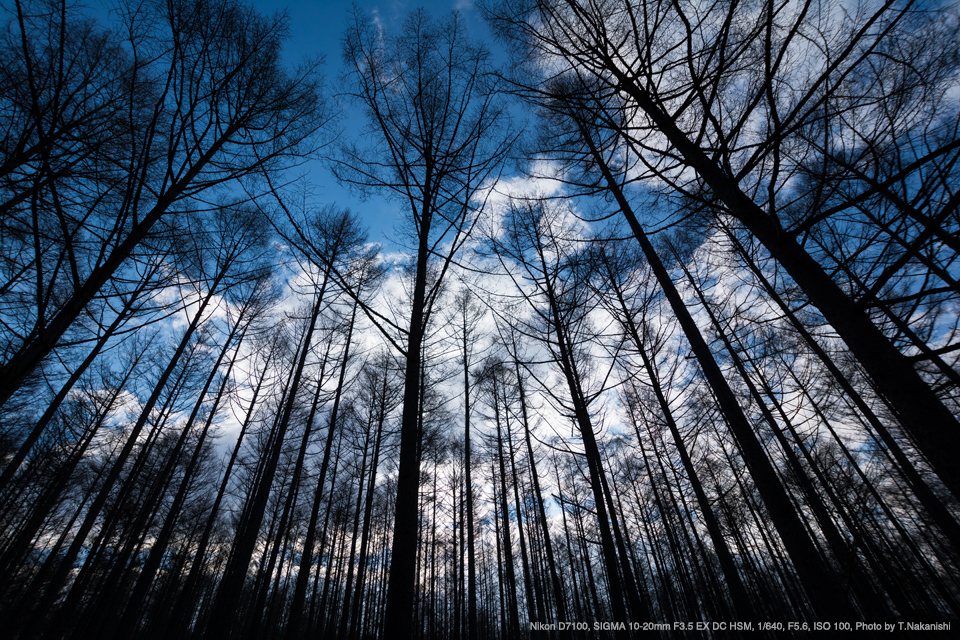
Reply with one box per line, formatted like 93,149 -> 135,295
444,287 -> 486,640
0,0 -> 327,410
485,0 -> 960,500
336,9 -> 513,638
488,198 -> 649,624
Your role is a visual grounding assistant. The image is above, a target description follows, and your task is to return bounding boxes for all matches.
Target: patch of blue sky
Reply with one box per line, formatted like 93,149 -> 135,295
247,0 -> 498,251
78,0 -> 498,252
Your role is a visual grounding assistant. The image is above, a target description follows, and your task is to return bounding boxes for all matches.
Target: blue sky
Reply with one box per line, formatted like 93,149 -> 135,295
250,0 -> 497,250
254,0 -> 483,64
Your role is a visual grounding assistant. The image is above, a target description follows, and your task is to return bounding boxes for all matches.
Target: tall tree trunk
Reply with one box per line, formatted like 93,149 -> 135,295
606,74 -> 960,498
18,272 -> 224,640
513,356 -> 567,623
287,296 -> 358,639
583,133 -> 856,621
505,401 -> 537,626
349,365 -> 388,640
539,272 -> 647,623
204,279 -> 328,638
492,379 -> 521,636
462,327 -> 479,640
383,194 -> 433,640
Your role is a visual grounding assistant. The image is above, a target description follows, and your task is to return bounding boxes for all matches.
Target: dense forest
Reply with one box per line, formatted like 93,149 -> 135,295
2,0 -> 959,638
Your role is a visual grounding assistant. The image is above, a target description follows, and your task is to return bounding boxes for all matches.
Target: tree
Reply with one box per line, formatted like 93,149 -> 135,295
444,287 -> 486,640
500,323 -> 567,626
588,235 -> 756,620
0,0 -> 327,410
485,0 -> 960,500
284,217 -> 380,640
10,200 -> 274,640
203,207 -> 365,639
488,198 -> 649,624
337,10 -> 513,639
476,359 -> 522,636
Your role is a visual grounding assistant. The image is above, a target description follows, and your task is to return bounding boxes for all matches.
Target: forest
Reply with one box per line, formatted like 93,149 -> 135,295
1,0 -> 959,638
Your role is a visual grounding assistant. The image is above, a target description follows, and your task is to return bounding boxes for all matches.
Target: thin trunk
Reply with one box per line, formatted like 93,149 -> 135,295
339,424 -> 370,640
584,132 -> 855,621
205,282 -> 327,639
463,329 -> 478,640
492,388 -> 521,636
288,296 -> 359,639
505,404 -> 536,626
517,219 -> 642,623
514,358 -> 566,623
349,376 -> 387,640
609,74 -> 960,498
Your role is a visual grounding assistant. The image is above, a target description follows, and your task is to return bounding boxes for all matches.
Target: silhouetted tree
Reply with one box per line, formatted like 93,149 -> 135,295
337,10 -> 513,639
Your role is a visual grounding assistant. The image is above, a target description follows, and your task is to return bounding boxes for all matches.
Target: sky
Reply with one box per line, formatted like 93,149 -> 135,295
80,0 -> 518,252
254,0 -> 483,60
247,0 -> 500,251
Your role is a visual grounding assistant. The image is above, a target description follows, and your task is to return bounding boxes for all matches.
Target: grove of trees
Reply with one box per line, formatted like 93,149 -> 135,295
1,0 -> 959,638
